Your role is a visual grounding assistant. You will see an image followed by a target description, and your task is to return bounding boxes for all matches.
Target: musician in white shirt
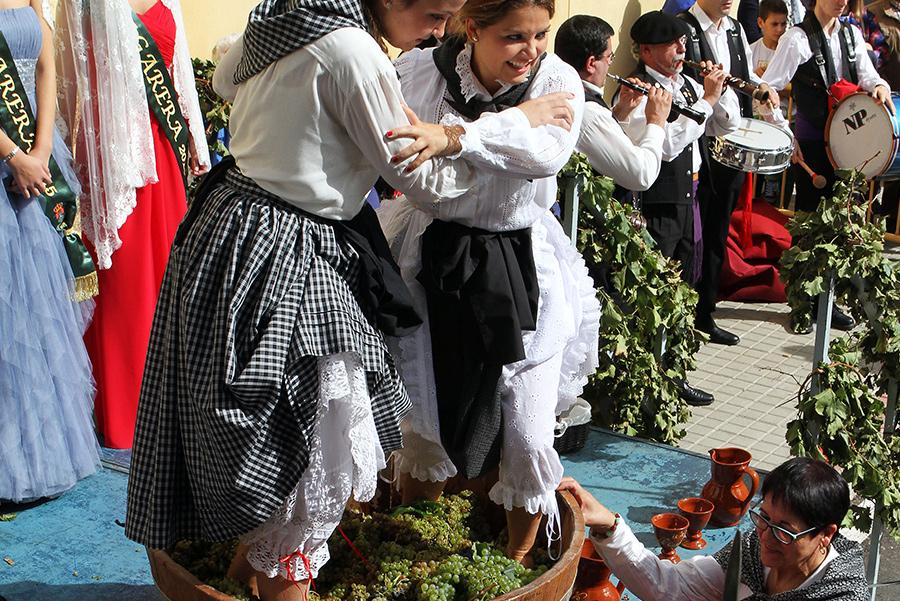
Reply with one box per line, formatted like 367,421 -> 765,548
762,0 -> 891,212
554,15 -> 672,192
679,0 -> 782,348
617,11 -> 730,292
761,0 -> 890,333
554,14 -> 720,409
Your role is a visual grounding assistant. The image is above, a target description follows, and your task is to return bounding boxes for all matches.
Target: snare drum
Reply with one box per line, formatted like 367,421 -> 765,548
709,118 -> 794,174
826,92 -> 900,180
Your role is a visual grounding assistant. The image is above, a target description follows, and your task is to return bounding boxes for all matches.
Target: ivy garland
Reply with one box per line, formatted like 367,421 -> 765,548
563,153 -> 702,445
780,170 -> 900,537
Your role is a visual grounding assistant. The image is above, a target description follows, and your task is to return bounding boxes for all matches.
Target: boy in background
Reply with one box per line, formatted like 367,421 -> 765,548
751,0 -> 789,76
752,0 -> 792,205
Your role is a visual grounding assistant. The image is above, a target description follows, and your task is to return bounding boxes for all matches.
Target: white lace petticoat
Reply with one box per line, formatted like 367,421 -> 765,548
240,352 -> 386,580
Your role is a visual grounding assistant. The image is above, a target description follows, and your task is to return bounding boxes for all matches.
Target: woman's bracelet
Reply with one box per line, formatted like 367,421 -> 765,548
442,125 -> 464,156
590,513 -> 621,540
1,145 -> 20,165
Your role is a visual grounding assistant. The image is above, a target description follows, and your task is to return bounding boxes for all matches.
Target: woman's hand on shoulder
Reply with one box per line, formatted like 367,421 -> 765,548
518,92 -> 576,130
385,105 -> 462,173
8,149 -> 52,200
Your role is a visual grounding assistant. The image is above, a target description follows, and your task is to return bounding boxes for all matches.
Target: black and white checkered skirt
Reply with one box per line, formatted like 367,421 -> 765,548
125,170 -> 411,549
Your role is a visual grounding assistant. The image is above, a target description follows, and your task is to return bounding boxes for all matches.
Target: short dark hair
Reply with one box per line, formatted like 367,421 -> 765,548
759,0 -> 789,21
555,15 -> 615,73
762,457 -> 850,531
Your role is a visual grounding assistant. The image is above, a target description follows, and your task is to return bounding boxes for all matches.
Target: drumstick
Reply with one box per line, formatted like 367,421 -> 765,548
796,158 -> 827,189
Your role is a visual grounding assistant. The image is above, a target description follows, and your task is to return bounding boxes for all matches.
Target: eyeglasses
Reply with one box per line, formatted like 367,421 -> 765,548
748,509 -> 819,545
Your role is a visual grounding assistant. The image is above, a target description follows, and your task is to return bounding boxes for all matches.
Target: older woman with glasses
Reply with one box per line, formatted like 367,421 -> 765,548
558,457 -> 868,600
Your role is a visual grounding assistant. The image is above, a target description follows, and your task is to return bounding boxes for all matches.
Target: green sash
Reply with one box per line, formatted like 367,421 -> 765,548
133,13 -> 190,189
0,31 -> 97,301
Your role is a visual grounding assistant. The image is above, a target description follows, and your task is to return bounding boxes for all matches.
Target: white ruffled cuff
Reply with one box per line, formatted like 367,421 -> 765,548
391,427 -> 457,484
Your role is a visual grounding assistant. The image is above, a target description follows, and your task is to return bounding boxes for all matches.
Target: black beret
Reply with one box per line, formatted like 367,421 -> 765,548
630,10 -> 690,45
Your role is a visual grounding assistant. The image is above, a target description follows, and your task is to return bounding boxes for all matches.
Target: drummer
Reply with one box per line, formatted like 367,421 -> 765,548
762,0 -> 892,213
678,0 -> 783,348
762,0 -> 891,333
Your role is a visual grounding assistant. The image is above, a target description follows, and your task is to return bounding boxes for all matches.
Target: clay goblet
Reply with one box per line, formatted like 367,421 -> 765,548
677,497 -> 715,550
651,513 -> 690,563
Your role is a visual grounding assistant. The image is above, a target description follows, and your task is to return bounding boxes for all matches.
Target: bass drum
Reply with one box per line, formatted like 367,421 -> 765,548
826,91 -> 900,180
709,118 -> 794,175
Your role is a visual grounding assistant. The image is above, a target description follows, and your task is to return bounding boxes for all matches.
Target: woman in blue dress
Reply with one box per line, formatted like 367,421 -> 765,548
0,0 -> 99,504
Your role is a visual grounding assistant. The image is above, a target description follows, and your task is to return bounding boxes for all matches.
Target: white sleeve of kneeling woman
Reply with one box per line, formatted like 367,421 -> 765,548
590,521 -> 726,601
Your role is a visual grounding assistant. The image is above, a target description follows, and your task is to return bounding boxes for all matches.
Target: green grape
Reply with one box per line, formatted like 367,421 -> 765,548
173,492 -> 556,601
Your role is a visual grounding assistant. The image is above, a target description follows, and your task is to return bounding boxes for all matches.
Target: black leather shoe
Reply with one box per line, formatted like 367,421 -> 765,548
830,307 -> 856,331
810,299 -> 857,332
789,314 -> 814,335
696,316 -> 740,346
678,380 -> 715,407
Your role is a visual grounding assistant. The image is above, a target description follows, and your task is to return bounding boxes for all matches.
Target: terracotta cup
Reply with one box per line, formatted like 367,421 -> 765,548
677,497 -> 715,550
651,513 -> 689,564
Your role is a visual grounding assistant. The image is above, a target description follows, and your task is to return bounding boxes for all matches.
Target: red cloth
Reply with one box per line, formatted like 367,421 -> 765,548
84,1 -> 186,449
718,194 -> 792,303
828,78 -> 863,111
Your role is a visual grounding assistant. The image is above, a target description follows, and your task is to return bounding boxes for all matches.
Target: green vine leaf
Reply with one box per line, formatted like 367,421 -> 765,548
781,172 -> 900,539
562,153 -> 700,445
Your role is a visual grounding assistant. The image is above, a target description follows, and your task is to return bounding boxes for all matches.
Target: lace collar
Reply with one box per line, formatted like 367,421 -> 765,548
432,36 -> 544,121
454,42 -> 515,102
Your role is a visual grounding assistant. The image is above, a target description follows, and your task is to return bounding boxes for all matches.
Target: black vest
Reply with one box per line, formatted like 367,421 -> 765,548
583,82 -> 609,109
631,64 -> 698,206
791,14 -> 858,134
679,11 -> 754,118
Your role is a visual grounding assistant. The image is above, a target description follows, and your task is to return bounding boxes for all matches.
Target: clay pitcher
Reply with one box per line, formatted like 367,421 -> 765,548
572,539 -> 626,601
701,447 -> 760,527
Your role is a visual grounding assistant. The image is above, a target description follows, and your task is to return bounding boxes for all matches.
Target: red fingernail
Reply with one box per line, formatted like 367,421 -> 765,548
391,155 -> 399,163
386,131 -> 394,137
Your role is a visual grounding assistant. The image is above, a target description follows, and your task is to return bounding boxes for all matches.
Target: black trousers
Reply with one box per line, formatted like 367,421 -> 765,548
793,139 -> 837,213
696,160 -> 745,318
643,203 -> 695,283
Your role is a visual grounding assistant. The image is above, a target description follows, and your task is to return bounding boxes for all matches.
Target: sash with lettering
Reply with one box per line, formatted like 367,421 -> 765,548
133,13 -> 190,189
0,30 -> 97,300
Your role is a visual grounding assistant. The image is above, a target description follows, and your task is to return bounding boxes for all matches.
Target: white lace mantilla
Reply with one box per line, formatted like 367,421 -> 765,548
16,58 -> 37,94
54,0 -> 210,270
241,352 -> 386,580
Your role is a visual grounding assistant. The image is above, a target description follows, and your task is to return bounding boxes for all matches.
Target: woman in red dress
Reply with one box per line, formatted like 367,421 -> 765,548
56,0 -> 210,448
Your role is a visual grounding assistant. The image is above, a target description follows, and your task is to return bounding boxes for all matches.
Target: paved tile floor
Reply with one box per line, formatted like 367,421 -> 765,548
679,242 -> 899,472
681,299 -> 810,472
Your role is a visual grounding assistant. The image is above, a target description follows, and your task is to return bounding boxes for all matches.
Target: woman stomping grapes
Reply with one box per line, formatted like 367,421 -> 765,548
379,0 -> 599,565
120,0 -> 510,599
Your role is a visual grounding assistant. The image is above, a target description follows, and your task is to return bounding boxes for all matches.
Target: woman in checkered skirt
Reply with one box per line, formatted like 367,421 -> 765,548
119,1 -> 502,599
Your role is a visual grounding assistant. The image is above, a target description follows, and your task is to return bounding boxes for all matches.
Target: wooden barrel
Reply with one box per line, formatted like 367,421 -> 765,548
147,490 -> 585,601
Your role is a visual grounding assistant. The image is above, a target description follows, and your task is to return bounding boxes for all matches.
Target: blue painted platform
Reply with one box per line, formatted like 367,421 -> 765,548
0,428 -> 758,601
563,428 -> 756,559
